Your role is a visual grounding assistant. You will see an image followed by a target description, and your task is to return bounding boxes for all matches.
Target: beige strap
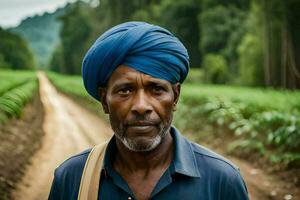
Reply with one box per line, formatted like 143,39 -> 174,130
77,141 -> 109,200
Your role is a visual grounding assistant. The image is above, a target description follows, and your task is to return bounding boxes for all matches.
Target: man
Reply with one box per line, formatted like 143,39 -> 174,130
48,22 -> 249,200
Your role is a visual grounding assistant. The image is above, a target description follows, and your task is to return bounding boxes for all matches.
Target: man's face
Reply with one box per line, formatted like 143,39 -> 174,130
100,65 -> 180,152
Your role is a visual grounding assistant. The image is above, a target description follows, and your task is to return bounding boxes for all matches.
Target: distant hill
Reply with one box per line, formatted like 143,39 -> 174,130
9,4 -> 72,69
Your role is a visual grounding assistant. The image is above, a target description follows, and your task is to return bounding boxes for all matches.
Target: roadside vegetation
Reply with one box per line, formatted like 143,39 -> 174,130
0,70 -> 38,124
175,83 -> 300,167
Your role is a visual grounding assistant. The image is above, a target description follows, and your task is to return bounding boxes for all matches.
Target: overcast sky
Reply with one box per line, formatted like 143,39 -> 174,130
0,0 -> 77,28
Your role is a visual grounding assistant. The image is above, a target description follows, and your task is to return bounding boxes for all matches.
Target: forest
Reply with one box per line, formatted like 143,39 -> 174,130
49,0 -> 300,89
1,0 -> 300,89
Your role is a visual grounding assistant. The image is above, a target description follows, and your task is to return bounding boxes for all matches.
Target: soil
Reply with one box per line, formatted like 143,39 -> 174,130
218,146 -> 299,200
0,72 -> 299,200
0,92 -> 44,200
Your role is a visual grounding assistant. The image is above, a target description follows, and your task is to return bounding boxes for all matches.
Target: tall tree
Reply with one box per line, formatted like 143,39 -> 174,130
237,1 -> 264,86
261,0 -> 300,89
158,0 -> 202,67
199,0 -> 249,75
281,0 -> 300,88
58,2 -> 94,74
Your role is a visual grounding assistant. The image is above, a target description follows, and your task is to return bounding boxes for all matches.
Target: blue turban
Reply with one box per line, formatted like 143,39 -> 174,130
82,21 -> 189,101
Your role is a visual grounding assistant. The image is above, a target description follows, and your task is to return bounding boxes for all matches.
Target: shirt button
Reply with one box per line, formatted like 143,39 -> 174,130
128,197 -> 132,200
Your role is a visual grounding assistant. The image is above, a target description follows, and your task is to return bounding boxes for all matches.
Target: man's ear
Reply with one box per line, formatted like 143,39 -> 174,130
172,83 -> 181,111
98,87 -> 109,114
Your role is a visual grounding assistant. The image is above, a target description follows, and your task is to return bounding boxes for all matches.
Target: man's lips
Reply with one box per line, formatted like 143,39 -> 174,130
126,121 -> 158,132
127,125 -> 155,132
126,120 -> 158,126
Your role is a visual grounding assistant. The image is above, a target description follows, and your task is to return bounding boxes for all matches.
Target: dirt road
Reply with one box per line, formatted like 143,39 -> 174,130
11,73 -> 299,200
11,72 -> 112,200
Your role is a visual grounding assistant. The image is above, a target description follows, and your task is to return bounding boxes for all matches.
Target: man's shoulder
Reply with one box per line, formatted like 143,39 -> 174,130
187,140 -> 249,199
190,141 -> 240,173
55,148 -> 91,178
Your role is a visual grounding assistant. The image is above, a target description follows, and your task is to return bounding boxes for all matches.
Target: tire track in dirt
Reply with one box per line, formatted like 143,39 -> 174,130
11,72 -> 112,200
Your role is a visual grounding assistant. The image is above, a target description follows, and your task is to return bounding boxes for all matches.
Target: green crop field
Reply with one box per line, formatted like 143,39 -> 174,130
176,84 -> 300,166
47,72 -> 90,99
47,72 -> 300,166
0,70 -> 38,124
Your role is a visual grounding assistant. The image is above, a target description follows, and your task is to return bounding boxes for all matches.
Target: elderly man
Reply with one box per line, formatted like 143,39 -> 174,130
48,22 -> 249,200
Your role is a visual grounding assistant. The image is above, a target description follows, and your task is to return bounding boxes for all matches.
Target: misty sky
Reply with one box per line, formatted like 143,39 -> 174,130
0,0 -> 76,28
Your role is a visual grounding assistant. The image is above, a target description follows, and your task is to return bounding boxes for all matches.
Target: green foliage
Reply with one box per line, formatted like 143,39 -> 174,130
0,54 -> 11,69
42,0 -> 300,90
237,33 -> 264,86
198,1 -> 251,83
200,5 -> 231,54
9,0 -> 299,89
181,84 -> 300,112
201,0 -> 250,10
0,28 -> 35,70
202,54 -> 229,84
258,0 -> 300,89
185,68 -> 204,84
49,0 -> 203,72
199,5 -> 247,65
157,0 -> 202,67
236,1 -> 264,86
49,44 -> 65,73
49,2 -> 94,74
47,71 -> 89,98
0,70 -> 38,124
173,83 -> 300,166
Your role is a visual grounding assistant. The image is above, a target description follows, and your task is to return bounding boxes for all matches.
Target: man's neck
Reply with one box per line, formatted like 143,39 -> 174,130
114,132 -> 174,173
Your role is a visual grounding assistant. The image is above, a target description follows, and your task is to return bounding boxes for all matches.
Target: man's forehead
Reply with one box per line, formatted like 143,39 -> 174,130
107,65 -> 171,86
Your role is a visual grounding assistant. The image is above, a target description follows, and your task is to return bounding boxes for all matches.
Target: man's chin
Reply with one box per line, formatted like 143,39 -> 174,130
121,135 -> 162,152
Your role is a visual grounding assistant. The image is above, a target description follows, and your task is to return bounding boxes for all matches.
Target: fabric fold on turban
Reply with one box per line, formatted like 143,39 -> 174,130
82,21 -> 190,101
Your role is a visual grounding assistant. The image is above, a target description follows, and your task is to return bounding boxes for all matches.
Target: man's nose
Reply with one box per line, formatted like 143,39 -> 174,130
131,90 -> 152,115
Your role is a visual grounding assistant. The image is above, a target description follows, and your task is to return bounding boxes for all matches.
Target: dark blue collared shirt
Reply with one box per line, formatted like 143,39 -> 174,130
48,127 -> 249,200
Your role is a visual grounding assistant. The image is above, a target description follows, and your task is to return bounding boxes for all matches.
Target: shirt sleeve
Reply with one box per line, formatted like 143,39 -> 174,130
224,170 -> 249,200
48,170 -> 61,200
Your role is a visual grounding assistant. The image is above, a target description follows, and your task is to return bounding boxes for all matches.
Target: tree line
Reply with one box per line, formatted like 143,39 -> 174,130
0,0 -> 299,89
0,27 -> 35,70
50,0 -> 300,89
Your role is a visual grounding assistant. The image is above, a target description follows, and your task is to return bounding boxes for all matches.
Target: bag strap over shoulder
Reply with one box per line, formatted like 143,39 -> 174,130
77,141 -> 109,200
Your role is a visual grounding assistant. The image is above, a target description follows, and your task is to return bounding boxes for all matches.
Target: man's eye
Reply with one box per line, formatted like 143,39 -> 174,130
118,88 -> 131,95
152,86 -> 165,93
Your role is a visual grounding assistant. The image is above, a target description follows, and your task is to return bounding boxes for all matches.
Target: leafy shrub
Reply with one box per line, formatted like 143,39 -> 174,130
185,68 -> 204,83
202,54 -> 229,84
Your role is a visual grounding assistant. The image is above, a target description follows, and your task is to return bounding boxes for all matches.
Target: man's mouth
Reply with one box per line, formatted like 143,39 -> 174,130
126,121 -> 157,132
127,125 -> 155,132
126,120 -> 158,126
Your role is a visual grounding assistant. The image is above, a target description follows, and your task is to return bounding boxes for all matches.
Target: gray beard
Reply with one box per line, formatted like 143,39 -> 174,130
114,125 -> 170,152
111,115 -> 173,152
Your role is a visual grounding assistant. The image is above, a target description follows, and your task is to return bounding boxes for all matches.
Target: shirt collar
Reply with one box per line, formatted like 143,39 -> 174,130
170,126 -> 201,178
103,126 -> 201,178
